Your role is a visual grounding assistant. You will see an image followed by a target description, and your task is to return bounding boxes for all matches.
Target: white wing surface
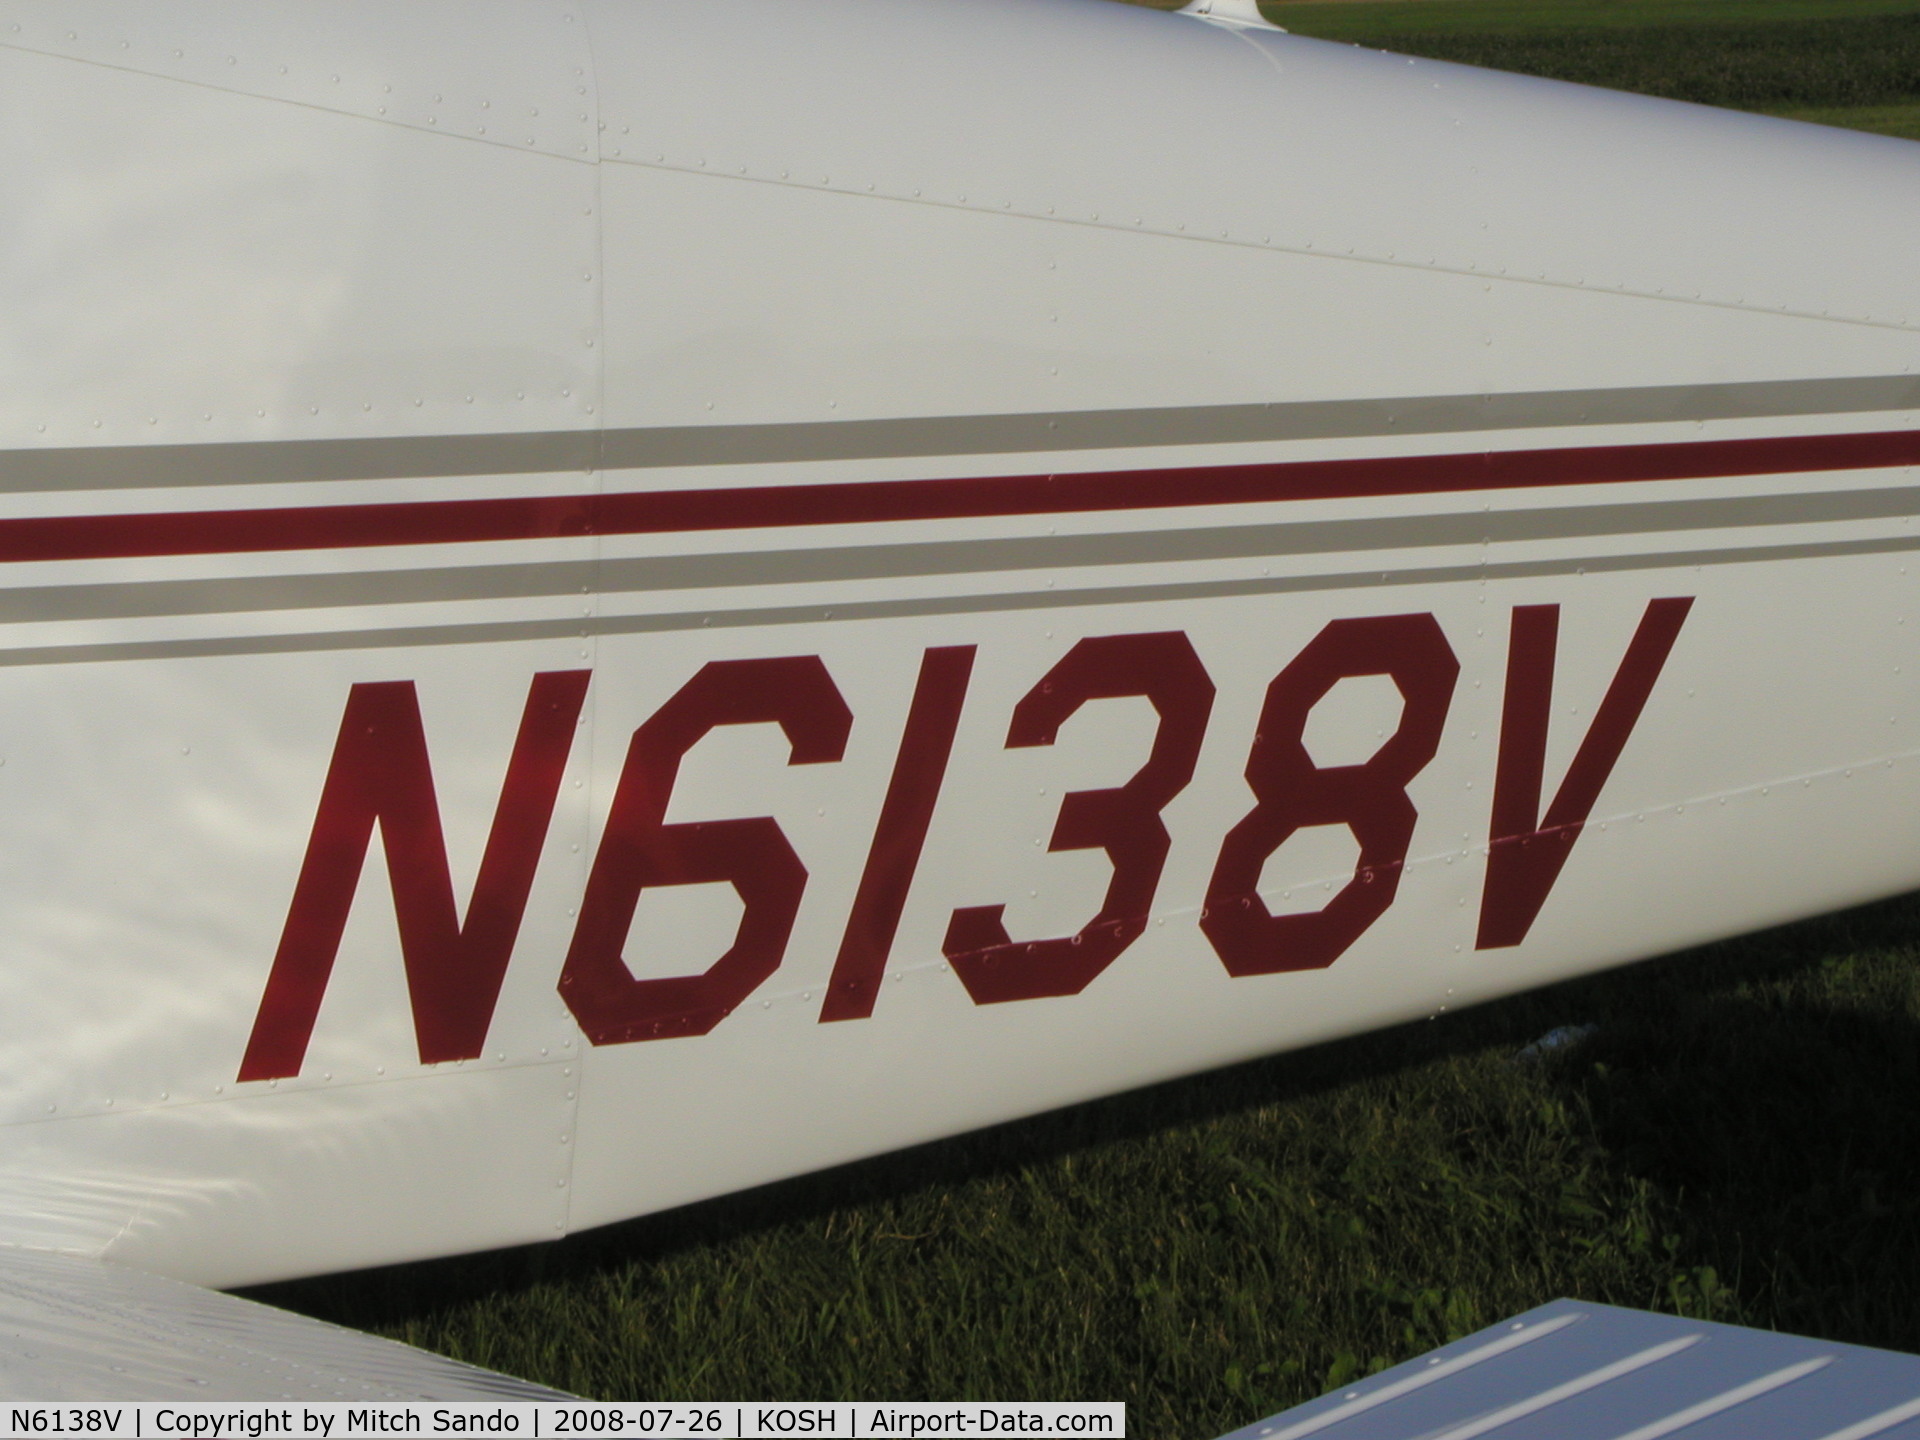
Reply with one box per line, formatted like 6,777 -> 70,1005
0,1247 -> 565,1400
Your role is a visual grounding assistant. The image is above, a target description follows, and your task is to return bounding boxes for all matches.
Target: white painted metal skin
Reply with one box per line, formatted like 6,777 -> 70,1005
0,0 -> 1914,1294
0,1248 -> 565,1398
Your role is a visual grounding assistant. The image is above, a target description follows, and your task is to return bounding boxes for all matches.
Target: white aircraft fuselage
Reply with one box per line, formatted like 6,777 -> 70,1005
0,0 -> 1916,1288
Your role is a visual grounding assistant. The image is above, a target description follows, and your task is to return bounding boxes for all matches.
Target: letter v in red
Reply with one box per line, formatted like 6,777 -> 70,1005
1476,599 -> 1692,950
238,671 -> 590,1081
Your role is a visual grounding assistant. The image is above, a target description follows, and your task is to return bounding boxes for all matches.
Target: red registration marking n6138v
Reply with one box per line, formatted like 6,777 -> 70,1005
238,600 -> 1692,1080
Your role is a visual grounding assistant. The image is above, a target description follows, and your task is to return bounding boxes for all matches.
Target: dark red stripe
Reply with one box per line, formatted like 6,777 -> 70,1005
5,428 -> 1916,564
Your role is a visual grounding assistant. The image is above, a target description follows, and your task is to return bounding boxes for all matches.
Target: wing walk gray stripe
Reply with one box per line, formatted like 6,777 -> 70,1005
1816,1394 -> 1920,1440
0,531 -> 1912,669
1424,1336 -> 1702,1440
1257,1313 -> 1584,1440
3,484 -> 1916,626
1603,1356 -> 1832,1440
1,375 -> 1916,492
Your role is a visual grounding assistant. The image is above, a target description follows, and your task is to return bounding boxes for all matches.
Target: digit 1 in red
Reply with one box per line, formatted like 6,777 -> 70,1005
819,645 -> 977,1023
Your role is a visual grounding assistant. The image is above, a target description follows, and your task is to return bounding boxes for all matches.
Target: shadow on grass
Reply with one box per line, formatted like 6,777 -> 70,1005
1556,919 -> 1920,1350
251,890 -> 1920,1356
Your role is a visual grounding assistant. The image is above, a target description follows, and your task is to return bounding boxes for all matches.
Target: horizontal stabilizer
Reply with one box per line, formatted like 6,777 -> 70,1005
0,1247 -> 565,1400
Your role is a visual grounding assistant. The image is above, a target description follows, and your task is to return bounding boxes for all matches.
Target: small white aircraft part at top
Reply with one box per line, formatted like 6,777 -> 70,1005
0,0 -> 1915,1404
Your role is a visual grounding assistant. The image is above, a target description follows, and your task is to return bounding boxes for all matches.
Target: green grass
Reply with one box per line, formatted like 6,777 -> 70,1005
1262,0 -> 1920,40
1118,0 -> 1920,34
1120,0 -> 1920,138
1286,12 -> 1920,111
1776,100 -> 1920,139
256,897 -> 1920,1435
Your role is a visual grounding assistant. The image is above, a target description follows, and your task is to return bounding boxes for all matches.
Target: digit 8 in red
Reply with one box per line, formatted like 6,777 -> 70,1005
1203,614 -> 1460,977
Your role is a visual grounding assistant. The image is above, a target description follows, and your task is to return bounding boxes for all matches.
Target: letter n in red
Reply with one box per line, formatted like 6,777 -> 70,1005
1476,599 -> 1692,950
238,671 -> 589,1081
